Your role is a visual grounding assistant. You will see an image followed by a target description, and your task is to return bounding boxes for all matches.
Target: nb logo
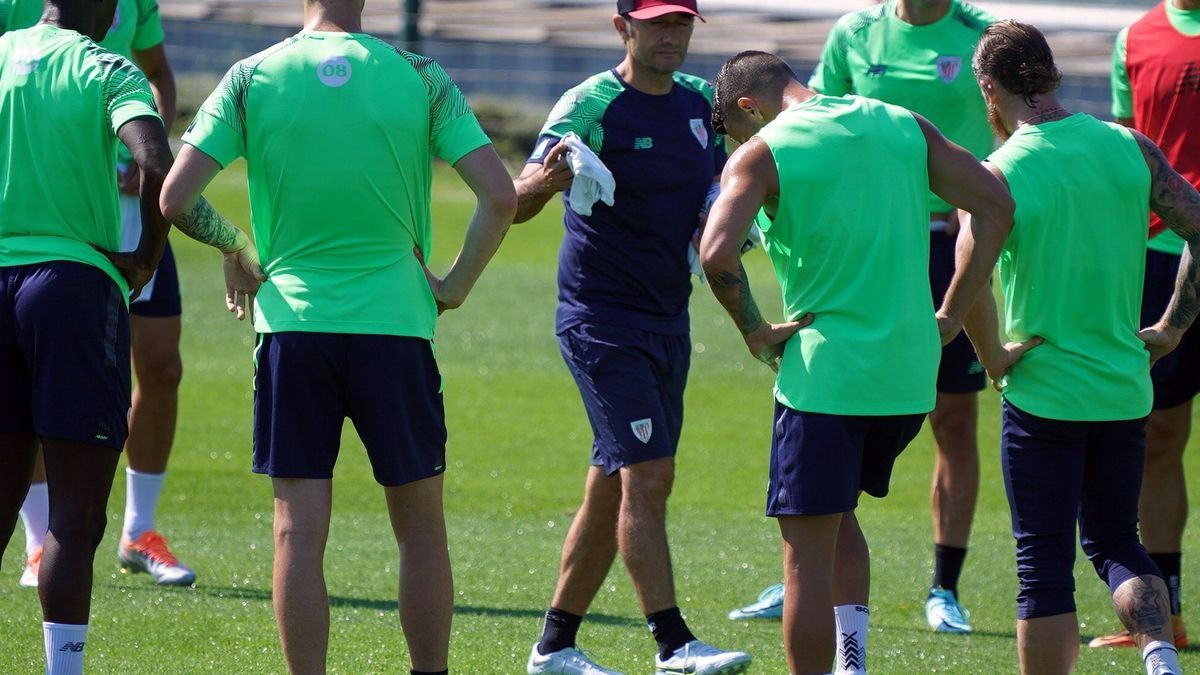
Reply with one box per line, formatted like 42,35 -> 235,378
866,64 -> 887,77
59,642 -> 85,652
633,136 -> 654,150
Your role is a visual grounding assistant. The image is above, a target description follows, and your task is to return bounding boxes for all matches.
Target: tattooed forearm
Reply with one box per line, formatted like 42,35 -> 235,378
172,197 -> 247,254
1164,248 -> 1200,331
1138,133 -> 1200,331
706,264 -> 765,335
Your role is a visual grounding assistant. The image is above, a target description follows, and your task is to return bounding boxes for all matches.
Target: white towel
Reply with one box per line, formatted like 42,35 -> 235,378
561,132 -> 615,216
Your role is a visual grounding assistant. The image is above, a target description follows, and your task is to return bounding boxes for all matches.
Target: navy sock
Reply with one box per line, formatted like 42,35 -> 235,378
1150,552 -> 1182,615
932,544 -> 968,596
537,607 -> 583,656
647,607 -> 696,659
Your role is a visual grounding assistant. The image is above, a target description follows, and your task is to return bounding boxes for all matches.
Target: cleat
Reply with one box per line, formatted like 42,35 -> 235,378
728,582 -> 784,620
526,643 -> 623,674
19,547 -> 41,588
655,640 -> 752,675
1088,615 -> 1188,650
925,587 -> 972,634
118,530 -> 196,586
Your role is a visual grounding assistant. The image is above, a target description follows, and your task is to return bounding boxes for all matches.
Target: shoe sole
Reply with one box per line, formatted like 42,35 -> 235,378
727,610 -> 782,620
932,622 -> 973,634
119,556 -> 196,586
655,659 -> 752,675
1088,635 -> 1188,650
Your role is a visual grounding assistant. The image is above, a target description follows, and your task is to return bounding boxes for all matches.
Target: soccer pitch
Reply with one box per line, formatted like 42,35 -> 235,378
2,162 -> 1198,673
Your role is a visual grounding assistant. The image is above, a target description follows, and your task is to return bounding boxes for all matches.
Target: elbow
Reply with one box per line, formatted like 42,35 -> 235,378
159,174 -> 187,221
487,182 -> 518,225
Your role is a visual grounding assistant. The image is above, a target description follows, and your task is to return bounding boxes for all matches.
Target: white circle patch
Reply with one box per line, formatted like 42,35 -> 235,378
317,56 -> 352,88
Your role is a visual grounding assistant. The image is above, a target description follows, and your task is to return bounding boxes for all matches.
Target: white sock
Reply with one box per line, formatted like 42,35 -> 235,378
1143,640 -> 1180,675
834,604 -> 868,675
20,482 -> 49,555
122,468 -> 166,541
43,622 -> 88,675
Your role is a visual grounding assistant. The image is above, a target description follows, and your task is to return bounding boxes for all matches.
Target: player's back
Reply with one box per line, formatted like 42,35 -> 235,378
183,32 -> 489,338
988,113 -> 1152,421
0,24 -> 156,293
756,94 -> 939,416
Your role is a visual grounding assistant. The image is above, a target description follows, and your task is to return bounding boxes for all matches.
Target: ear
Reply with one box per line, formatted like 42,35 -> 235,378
736,95 -> 760,118
613,15 -> 631,40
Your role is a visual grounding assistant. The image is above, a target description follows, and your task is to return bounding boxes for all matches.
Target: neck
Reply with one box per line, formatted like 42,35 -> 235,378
615,55 -> 675,95
895,0 -> 953,25
304,2 -> 362,33
39,2 -> 94,34
779,81 -> 818,111
1010,93 -> 1068,128
1173,0 -> 1200,11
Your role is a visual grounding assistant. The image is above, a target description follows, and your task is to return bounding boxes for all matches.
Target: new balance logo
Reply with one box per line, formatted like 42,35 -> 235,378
59,642 -> 85,653
839,631 -> 865,671
866,64 -> 887,76
633,136 -> 654,150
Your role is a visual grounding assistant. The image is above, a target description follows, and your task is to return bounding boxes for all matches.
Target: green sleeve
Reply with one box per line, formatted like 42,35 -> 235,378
180,61 -> 250,167
540,88 -> 586,142
131,0 -> 165,51
415,59 -> 491,164
1111,28 -> 1133,120
103,54 -> 161,133
809,20 -> 854,96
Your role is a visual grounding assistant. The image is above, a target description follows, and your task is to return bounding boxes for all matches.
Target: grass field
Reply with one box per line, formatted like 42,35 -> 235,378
2,161 -> 1199,674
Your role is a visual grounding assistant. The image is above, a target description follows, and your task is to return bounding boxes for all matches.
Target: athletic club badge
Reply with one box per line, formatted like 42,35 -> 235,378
936,55 -> 962,84
631,418 -> 653,444
689,118 -> 708,148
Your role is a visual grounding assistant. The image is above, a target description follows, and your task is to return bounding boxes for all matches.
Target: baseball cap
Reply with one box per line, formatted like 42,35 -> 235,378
617,0 -> 705,22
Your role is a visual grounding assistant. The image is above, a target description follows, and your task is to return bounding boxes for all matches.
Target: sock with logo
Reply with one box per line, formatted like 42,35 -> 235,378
1149,552 -> 1182,616
43,622 -> 88,675
932,544 -> 967,596
536,607 -> 583,656
834,604 -> 868,675
1143,640 -> 1180,675
20,482 -> 49,554
123,468 -> 166,542
646,606 -> 697,660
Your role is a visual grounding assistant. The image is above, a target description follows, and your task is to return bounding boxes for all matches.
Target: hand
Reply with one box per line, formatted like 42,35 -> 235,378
1138,323 -> 1184,366
223,241 -> 265,321
97,248 -> 155,301
981,336 -> 1044,391
414,246 -> 458,315
743,313 -> 814,372
540,141 -> 574,192
118,162 -> 141,196
936,310 -> 963,347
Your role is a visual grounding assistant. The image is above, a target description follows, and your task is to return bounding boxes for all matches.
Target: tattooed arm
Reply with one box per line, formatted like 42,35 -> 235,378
1132,130 -> 1200,362
700,137 -> 810,370
171,196 -> 248,254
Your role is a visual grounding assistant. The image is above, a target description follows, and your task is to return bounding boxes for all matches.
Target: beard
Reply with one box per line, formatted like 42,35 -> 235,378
987,103 -> 1012,141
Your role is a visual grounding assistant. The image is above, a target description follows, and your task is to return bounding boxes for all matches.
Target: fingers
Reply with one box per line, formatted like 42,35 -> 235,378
790,313 -> 815,330
545,140 -> 570,166
1006,335 -> 1044,360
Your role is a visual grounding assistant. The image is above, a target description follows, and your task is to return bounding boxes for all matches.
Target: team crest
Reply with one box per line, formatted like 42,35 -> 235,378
689,118 -> 708,148
936,55 -> 962,84
631,418 -> 653,444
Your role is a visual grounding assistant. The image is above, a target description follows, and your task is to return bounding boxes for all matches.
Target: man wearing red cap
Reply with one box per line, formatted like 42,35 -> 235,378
514,1 -> 751,673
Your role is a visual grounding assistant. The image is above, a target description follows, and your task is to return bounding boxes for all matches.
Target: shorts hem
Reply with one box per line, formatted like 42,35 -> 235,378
36,429 -> 126,452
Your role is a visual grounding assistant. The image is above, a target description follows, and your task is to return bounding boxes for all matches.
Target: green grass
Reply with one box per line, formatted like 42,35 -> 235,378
3,161 -> 1200,673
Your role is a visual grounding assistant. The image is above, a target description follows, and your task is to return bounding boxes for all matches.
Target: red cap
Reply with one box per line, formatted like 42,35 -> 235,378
618,0 -> 705,22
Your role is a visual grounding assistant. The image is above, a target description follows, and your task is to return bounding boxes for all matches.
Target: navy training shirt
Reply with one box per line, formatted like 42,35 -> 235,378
529,69 -> 727,336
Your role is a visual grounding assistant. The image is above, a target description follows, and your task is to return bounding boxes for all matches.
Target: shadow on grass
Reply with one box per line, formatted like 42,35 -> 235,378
876,622 -> 1017,640
111,582 -> 640,627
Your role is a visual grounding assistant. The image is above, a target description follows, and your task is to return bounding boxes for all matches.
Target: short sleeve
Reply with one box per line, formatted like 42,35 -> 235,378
180,61 -> 250,167
418,60 -> 491,164
1111,28 -> 1133,120
538,88 -> 586,143
809,20 -> 854,96
101,54 -> 160,134
131,0 -> 165,51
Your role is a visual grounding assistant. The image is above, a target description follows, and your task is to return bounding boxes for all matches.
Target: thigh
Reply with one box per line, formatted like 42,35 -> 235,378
929,232 -> 985,394
15,262 -> 130,449
344,335 -> 447,487
0,267 -> 33,435
1143,250 -> 1200,409
1079,417 -> 1147,554
1001,402 -> 1087,542
655,333 -> 691,452
253,333 -> 345,480
860,413 -> 926,498
767,403 -> 869,517
559,325 -> 677,475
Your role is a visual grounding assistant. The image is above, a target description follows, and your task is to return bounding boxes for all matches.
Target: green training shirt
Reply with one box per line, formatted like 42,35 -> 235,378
1111,3 -> 1200,256
755,95 -> 939,415
988,114 -> 1152,421
809,0 -> 995,213
0,24 -> 160,295
182,32 -> 491,337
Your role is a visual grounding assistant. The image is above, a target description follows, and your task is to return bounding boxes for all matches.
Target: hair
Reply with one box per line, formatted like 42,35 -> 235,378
973,20 -> 1062,105
712,51 -> 797,134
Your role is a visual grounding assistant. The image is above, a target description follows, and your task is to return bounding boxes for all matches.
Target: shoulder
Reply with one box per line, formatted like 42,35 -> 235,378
548,71 -> 626,121
219,35 -> 303,90
949,0 -> 996,33
834,3 -> 888,40
671,71 -> 714,104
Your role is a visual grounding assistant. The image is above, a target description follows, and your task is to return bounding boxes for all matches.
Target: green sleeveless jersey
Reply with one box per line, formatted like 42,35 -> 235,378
988,114 -> 1153,421
756,95 -> 939,415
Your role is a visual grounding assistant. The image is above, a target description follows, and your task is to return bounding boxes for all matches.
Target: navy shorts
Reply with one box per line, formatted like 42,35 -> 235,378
119,195 -> 182,318
1141,249 -> 1200,410
1001,401 -> 1161,619
252,332 -> 447,487
0,262 -> 131,450
766,402 -> 925,516
930,230 -> 986,394
558,323 -> 690,475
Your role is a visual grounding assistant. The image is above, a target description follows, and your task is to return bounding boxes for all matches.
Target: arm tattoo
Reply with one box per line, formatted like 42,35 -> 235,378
1138,134 -> 1200,330
172,197 -> 246,253
706,264 -> 765,335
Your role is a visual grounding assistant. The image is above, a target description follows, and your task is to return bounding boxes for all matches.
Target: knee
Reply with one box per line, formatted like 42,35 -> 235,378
50,507 -> 109,553
622,460 -> 675,504
1144,420 -> 1187,463
135,346 -> 183,392
929,402 -> 978,455
274,518 -> 328,550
